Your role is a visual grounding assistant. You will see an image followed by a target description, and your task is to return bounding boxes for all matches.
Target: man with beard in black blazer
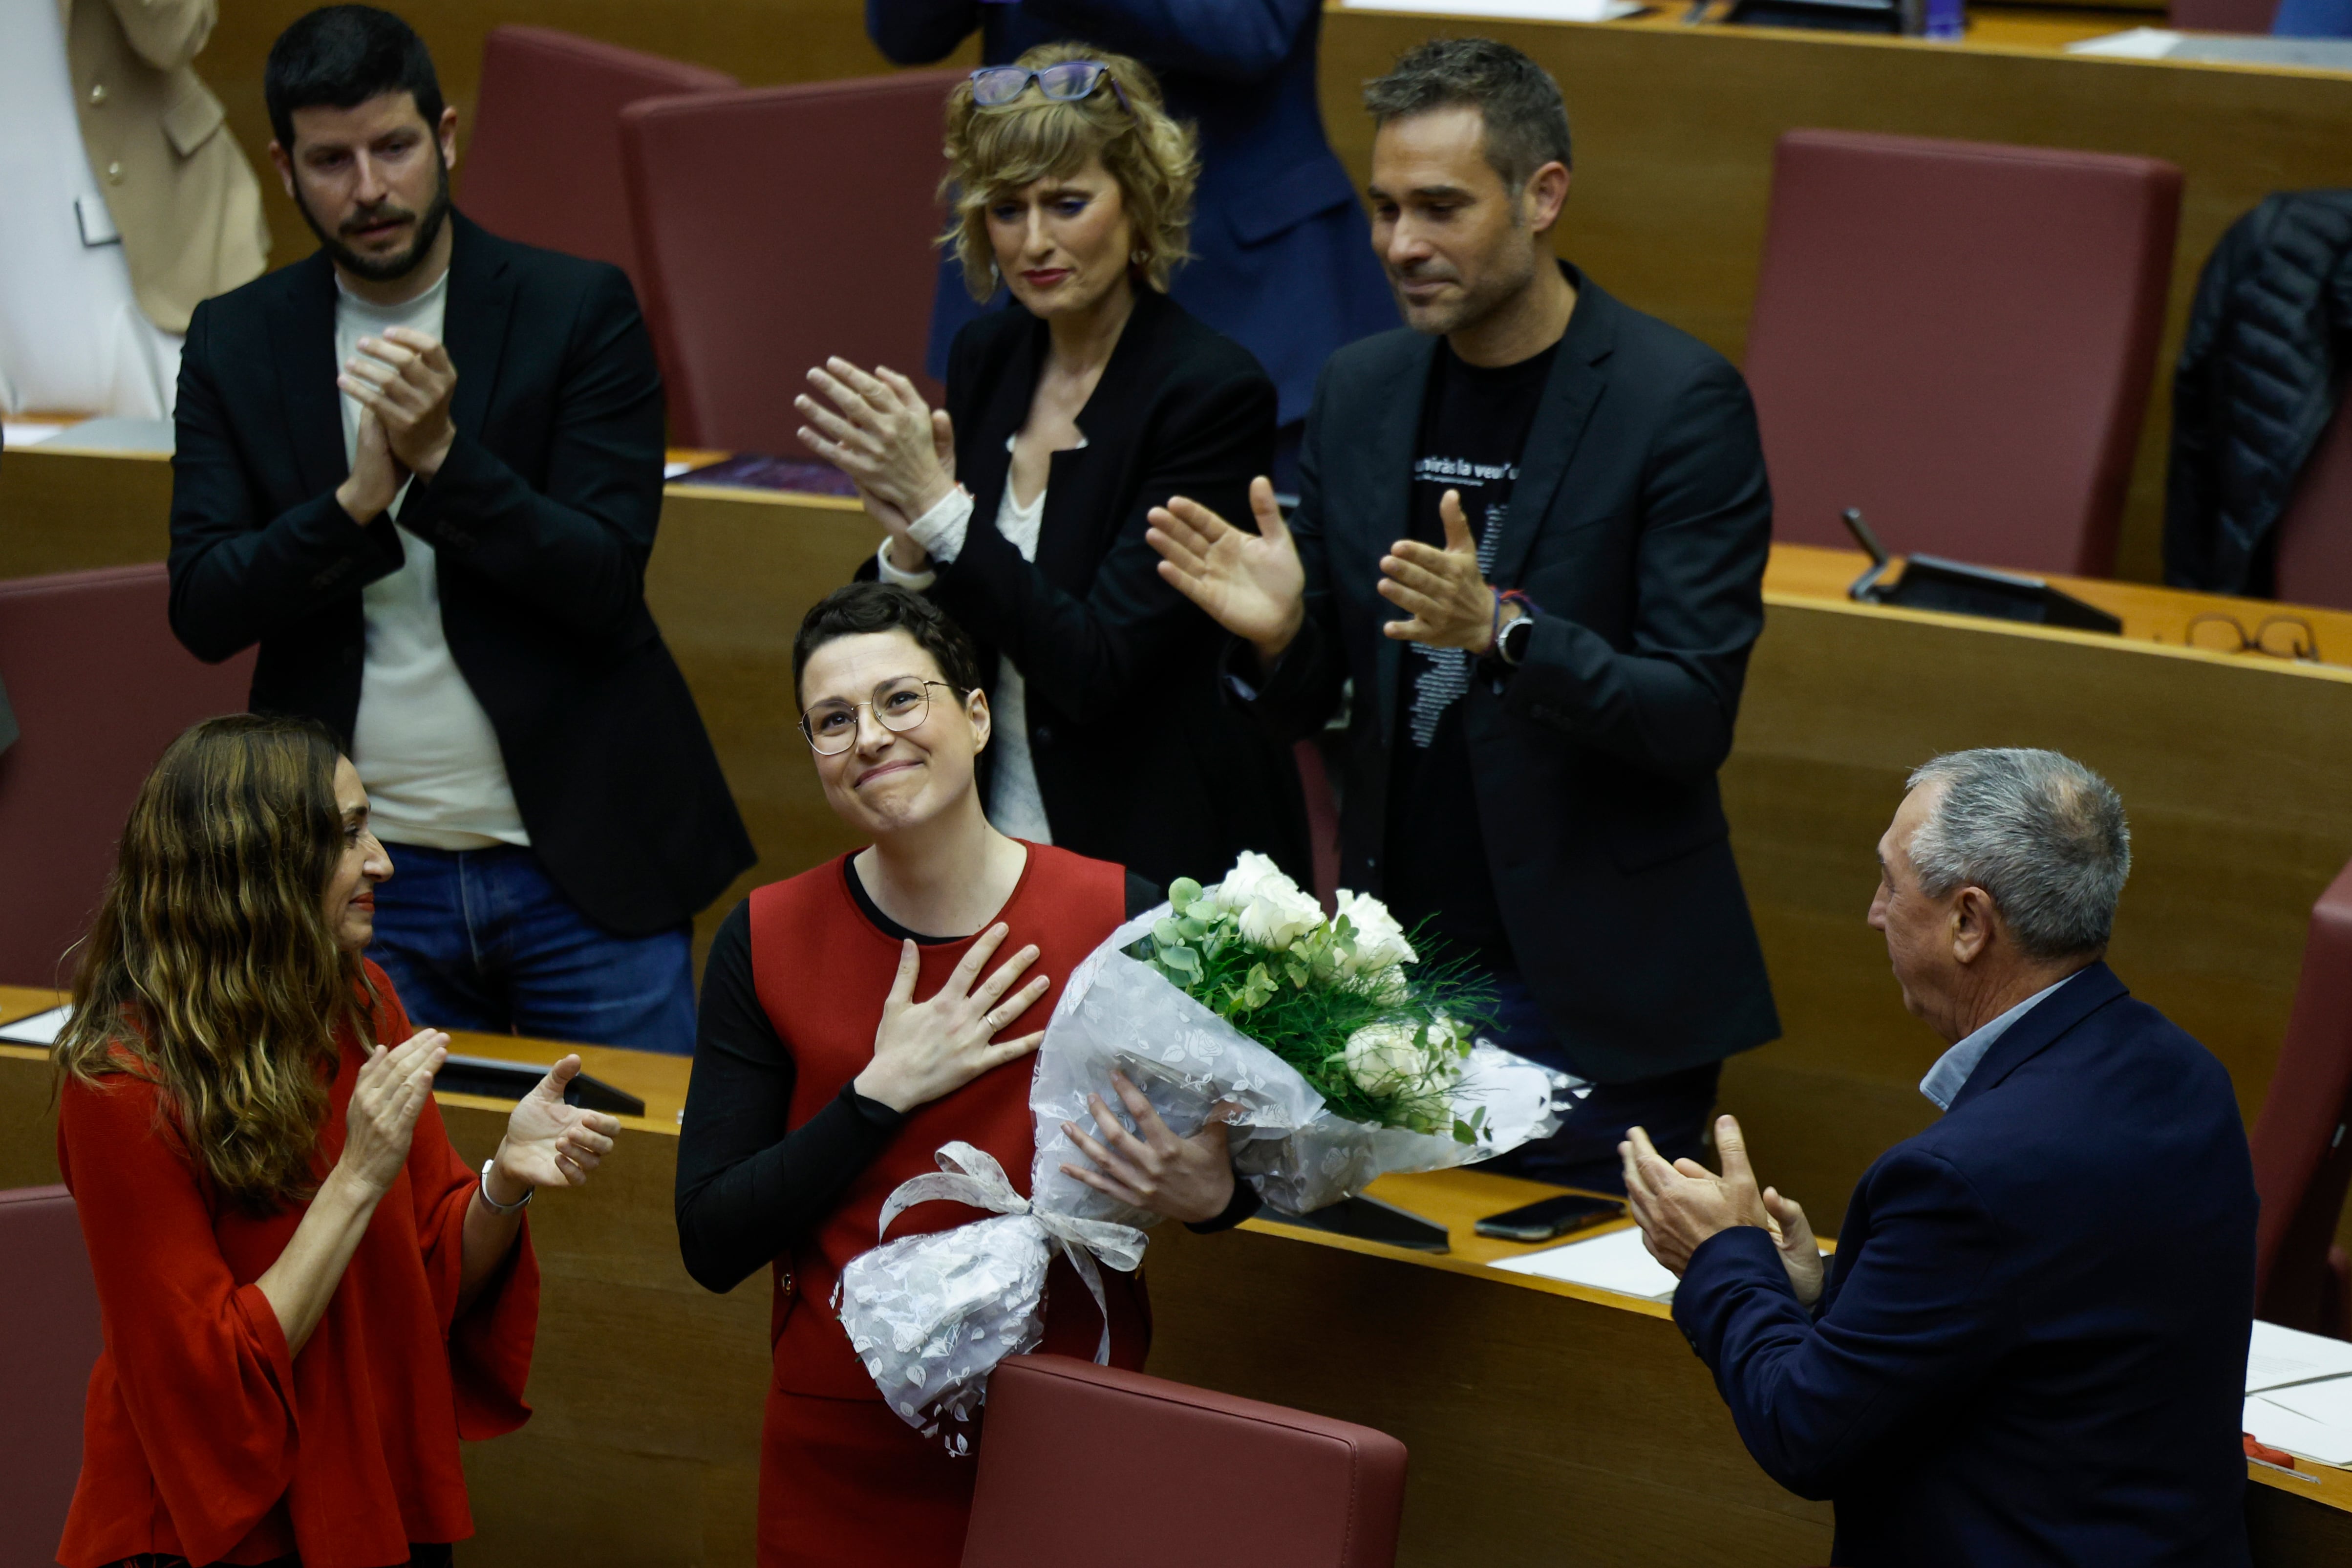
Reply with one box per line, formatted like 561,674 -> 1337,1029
1148,37 -> 1778,1190
168,6 -> 750,1053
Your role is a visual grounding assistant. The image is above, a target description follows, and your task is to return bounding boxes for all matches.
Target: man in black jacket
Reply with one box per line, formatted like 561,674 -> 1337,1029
168,6 -> 750,1052
1148,38 -> 1777,1188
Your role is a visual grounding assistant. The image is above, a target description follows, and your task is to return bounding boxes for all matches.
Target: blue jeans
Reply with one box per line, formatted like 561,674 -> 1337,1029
366,843 -> 697,1055
1474,970 -> 1722,1196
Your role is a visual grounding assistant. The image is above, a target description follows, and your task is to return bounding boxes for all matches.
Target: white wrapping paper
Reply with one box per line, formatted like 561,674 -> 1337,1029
836,908 -> 1582,1445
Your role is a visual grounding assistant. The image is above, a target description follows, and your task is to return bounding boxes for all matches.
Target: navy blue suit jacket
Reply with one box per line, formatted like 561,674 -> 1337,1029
867,0 -> 1396,425
1676,964 -> 2256,1567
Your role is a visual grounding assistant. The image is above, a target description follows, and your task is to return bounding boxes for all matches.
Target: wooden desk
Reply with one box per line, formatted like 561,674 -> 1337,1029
11,449 -> 2352,1246
7,977 -> 2345,1565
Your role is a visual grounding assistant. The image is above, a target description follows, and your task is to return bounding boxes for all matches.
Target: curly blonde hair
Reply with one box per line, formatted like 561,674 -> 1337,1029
941,43 -> 1198,300
55,715 -> 377,1213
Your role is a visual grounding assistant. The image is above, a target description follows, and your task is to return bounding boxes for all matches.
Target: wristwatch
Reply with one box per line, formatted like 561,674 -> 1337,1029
1497,607 -> 1537,667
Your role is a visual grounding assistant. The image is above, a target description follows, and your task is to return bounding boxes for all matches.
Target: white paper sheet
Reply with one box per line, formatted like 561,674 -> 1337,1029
2262,1375 -> 2352,1430
2064,27 -> 2182,58
2245,1396 -> 2352,1467
3,422 -> 67,448
1488,1223 -> 1679,1300
2247,1319 -> 2352,1394
1345,0 -> 1646,22
0,1005 -> 69,1046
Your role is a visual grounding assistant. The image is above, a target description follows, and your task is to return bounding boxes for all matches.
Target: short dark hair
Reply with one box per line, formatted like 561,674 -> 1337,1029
792,583 -> 984,706
265,6 -> 445,150
1363,38 -> 1574,190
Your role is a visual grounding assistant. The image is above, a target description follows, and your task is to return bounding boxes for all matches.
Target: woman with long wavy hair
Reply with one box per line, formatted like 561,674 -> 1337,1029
51,714 -> 621,1568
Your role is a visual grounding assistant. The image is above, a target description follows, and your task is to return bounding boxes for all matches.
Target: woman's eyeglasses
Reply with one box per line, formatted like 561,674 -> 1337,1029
969,61 -> 1131,114
799,678 -> 961,755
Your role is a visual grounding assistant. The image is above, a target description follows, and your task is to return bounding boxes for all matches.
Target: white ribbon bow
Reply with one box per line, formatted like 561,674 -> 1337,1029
877,1141 -> 1148,1363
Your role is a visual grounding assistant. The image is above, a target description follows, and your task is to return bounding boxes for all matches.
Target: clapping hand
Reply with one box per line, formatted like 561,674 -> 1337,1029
1145,477 -> 1306,666
1621,1115 -> 1824,1305
854,926 -> 1051,1113
339,1029 -> 450,1194
490,1057 -> 622,1196
341,326 -> 457,479
1379,489 -> 1499,654
1059,1072 -> 1240,1224
796,360 -> 958,565
337,405 -> 405,524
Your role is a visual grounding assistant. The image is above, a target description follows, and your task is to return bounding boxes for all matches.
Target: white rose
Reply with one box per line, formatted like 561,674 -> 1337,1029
1333,889 -> 1416,975
1203,850 -> 1293,915
1341,1022 -> 1426,1096
1238,881 -> 1323,951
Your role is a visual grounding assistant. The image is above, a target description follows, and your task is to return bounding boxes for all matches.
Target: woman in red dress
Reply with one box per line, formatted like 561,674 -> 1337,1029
51,715 -> 622,1568
676,583 -> 1256,1566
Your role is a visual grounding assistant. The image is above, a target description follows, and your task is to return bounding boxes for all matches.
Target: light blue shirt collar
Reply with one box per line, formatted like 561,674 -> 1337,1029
1919,972 -> 2080,1111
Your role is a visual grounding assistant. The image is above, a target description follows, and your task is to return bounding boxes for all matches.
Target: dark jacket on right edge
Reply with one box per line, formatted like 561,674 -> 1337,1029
2166,190 -> 2352,595
1238,266 -> 1778,1083
1676,965 -> 2256,1568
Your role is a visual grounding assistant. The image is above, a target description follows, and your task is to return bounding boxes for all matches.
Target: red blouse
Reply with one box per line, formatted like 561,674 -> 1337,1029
54,963 -> 537,1568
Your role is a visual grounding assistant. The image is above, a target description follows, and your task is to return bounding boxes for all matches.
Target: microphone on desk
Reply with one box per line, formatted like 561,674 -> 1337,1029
1837,505 -> 2122,634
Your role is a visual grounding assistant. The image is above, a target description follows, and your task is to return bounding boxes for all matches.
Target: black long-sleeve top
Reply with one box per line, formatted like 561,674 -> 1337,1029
674,862 -> 1257,1294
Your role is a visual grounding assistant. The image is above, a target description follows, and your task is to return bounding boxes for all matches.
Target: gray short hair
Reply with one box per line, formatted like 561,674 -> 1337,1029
1363,38 -> 1574,191
1903,749 -> 2131,962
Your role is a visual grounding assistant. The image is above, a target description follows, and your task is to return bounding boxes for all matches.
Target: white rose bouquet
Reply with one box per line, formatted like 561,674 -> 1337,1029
836,855 -> 1579,1448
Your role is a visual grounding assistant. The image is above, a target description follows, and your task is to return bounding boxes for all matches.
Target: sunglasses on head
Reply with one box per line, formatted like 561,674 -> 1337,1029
969,61 -> 1132,114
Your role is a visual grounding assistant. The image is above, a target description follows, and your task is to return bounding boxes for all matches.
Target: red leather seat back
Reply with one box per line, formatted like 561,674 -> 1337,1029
2169,0 -> 2279,30
962,1354 -> 1407,1568
1745,129 -> 2181,577
2273,392 -> 2352,612
0,1186 -> 102,1568
0,566 -> 253,987
459,25 -> 735,302
620,72 -> 961,451
2251,858 -> 2352,1334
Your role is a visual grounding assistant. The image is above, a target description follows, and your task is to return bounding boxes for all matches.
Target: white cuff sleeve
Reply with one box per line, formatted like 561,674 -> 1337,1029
875,535 -> 937,591
907,486 -> 975,566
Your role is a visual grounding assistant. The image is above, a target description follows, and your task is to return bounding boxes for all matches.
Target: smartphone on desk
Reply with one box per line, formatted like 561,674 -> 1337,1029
1474,1193 -> 1627,1244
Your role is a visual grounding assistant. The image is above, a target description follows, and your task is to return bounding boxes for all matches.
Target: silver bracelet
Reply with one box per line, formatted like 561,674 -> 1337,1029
479,1157 -> 533,1215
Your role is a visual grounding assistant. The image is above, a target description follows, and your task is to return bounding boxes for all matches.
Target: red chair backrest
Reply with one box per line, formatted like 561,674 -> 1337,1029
1745,129 -> 2181,577
0,565 -> 253,987
2273,392 -> 2352,613
620,72 -> 961,452
460,25 -> 735,299
2169,0 -> 2280,30
962,1354 -> 1407,1568
2252,858 -> 2352,1333
0,1186 -> 103,1568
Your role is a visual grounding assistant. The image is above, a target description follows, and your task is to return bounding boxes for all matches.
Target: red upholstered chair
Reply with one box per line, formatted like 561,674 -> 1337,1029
0,565 -> 253,987
2273,392 -> 2352,612
0,1186 -> 103,1568
2169,0 -> 2280,30
459,25 -> 735,303
1744,130 -> 2181,577
620,71 -> 962,452
2251,858 -> 2352,1339
962,1354 -> 1407,1568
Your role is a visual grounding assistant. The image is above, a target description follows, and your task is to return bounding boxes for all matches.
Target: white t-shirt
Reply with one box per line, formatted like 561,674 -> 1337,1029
874,433 -> 1086,845
337,270 -> 529,850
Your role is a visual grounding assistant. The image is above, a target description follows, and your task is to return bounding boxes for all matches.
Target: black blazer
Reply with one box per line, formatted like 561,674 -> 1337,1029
910,287 -> 1309,890
1246,267 -> 1778,1081
167,213 -> 753,936
1677,966 -> 2256,1567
